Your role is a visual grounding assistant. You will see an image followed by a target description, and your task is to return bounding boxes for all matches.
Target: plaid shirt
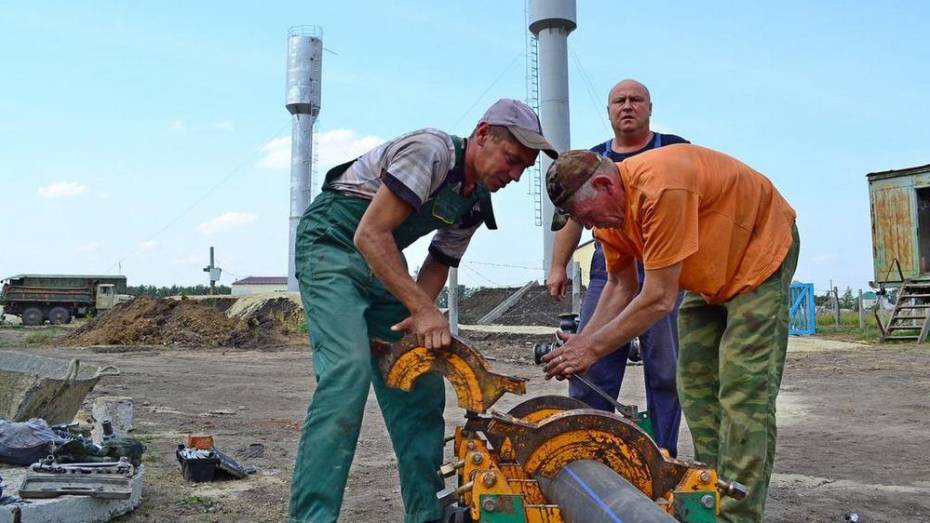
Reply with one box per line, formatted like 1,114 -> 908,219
327,128 -> 484,267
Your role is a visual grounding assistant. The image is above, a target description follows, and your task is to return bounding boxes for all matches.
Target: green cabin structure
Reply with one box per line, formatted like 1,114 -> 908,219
867,164 -> 930,287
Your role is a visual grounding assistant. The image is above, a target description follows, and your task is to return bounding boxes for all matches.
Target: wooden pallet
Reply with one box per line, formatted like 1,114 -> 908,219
881,280 -> 930,343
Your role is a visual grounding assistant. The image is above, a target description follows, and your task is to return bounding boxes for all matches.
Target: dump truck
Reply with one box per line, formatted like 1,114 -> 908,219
0,274 -> 132,326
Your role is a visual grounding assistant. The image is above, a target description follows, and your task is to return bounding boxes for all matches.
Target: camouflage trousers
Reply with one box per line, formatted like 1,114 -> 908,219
677,224 -> 799,523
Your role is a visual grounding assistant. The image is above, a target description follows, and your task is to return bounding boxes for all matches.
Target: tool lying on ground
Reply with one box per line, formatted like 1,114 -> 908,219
176,434 -> 252,482
18,456 -> 135,500
52,419 -> 146,468
372,335 -> 747,523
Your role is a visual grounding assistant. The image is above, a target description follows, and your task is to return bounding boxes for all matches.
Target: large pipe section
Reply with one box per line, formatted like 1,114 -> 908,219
537,460 -> 677,523
286,26 -> 323,292
528,0 -> 576,274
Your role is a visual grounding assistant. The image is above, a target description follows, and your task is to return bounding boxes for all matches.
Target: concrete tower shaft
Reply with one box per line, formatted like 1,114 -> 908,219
286,26 -> 323,292
528,0 -> 576,274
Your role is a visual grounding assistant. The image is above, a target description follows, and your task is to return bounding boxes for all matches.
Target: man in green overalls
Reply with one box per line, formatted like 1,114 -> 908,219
289,99 -> 557,523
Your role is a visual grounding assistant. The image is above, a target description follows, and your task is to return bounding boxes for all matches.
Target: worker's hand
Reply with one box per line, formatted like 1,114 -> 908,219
541,332 -> 599,380
391,307 -> 452,350
546,266 -> 569,302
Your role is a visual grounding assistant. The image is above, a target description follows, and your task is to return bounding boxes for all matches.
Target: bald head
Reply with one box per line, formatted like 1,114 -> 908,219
608,79 -> 651,104
607,79 -> 653,140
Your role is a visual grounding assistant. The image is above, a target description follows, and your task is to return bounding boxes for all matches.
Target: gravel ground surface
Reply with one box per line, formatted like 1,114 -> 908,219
1,326 -> 928,522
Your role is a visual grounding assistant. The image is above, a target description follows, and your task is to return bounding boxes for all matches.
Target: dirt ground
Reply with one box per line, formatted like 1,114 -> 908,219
1,326 -> 929,523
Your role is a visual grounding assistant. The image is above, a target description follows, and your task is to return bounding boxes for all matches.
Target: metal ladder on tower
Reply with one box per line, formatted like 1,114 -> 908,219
881,279 -> 930,343
524,0 -> 542,227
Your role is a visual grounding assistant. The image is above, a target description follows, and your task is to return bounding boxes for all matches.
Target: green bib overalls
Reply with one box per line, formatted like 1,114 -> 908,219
288,137 -> 493,523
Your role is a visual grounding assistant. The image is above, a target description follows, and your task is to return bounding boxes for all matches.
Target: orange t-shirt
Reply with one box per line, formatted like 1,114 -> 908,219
594,144 -> 796,304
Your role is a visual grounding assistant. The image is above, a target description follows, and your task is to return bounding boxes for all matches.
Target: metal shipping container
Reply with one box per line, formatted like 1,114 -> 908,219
867,164 -> 930,286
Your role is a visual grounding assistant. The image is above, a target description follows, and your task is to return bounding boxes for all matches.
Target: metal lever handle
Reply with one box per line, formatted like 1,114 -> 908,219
569,372 -> 639,421
438,459 -> 465,478
717,479 -> 748,500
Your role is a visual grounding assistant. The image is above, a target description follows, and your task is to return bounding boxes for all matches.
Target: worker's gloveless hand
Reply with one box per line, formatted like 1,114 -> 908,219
391,307 -> 452,350
542,331 -> 599,380
545,266 -> 569,302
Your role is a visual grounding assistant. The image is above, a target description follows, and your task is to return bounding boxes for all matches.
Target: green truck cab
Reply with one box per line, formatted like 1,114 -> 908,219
0,274 -> 132,326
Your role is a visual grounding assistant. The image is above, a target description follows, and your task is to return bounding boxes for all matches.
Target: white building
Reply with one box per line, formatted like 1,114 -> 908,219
230,276 -> 288,296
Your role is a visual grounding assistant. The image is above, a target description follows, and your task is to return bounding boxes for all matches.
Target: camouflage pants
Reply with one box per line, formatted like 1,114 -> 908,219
677,225 -> 799,523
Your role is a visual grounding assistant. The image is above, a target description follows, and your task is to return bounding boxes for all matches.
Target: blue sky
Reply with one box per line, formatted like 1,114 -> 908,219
2,1 -> 927,295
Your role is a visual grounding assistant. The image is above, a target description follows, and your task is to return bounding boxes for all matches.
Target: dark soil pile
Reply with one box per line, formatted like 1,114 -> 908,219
458,287 -> 516,323
64,296 -> 300,348
458,282 -> 580,326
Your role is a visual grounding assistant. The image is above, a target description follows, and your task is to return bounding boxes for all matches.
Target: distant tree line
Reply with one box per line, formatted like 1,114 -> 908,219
126,284 -> 232,297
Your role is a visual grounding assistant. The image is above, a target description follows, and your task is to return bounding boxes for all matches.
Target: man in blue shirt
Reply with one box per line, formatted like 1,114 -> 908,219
547,79 -> 687,456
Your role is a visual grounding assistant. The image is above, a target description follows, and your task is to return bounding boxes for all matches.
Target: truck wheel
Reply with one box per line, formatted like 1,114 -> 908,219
49,307 -> 72,325
22,307 -> 44,326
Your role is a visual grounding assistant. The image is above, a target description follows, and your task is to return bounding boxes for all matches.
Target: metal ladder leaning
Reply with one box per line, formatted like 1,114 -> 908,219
881,280 -> 930,343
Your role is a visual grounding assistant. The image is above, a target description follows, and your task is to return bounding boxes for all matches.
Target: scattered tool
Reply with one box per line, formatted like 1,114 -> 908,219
19,456 -> 134,500
176,434 -> 252,483
376,334 -> 747,523
32,455 -> 133,476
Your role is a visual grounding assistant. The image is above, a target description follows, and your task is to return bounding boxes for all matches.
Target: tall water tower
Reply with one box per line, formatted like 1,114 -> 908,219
528,0 -> 576,273
286,26 -> 323,292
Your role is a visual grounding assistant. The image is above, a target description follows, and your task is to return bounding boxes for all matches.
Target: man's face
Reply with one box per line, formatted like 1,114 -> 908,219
474,129 -> 539,192
563,178 -> 626,230
607,81 -> 652,135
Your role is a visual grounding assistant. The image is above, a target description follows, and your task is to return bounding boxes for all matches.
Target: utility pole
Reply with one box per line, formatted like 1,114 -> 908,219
571,261 -> 582,315
833,286 -> 841,332
203,246 -> 222,295
448,268 -> 459,336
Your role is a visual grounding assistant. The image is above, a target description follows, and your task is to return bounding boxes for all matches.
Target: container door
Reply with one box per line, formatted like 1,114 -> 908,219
870,177 -> 917,283
96,284 -> 115,310
918,187 -> 930,275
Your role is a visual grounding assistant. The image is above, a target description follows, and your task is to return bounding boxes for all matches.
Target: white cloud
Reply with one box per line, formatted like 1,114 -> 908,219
197,211 -> 257,235
256,128 -> 385,171
139,240 -> 159,252
77,242 -> 99,253
213,120 -> 235,130
38,181 -> 87,199
169,119 -> 185,130
256,137 -> 291,170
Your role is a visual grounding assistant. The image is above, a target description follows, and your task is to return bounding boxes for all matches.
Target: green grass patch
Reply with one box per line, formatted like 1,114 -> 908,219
24,327 -> 68,345
178,495 -> 214,508
814,311 -> 888,343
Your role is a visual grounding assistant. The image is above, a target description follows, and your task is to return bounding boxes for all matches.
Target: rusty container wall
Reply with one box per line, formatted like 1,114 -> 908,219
867,164 -> 930,285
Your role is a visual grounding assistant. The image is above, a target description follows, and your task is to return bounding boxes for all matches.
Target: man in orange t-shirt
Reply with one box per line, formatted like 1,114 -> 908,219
541,144 -> 798,522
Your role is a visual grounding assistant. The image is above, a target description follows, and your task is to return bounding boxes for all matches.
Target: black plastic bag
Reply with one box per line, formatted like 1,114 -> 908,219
0,418 -> 69,466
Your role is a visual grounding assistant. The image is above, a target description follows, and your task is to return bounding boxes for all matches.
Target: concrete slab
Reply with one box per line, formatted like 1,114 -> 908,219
0,465 -> 143,523
460,324 -> 558,335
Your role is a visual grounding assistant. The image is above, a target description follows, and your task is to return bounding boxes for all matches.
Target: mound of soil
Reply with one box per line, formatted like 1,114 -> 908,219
65,296 -> 302,349
459,282 -> 579,326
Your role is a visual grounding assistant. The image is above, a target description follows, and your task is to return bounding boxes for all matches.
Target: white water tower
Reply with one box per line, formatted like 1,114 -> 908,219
285,26 -> 323,291
529,0 -> 576,273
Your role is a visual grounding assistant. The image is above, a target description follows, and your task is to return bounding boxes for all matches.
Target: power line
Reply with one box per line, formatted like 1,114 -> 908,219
465,260 -> 544,272
104,118 -> 293,273
450,50 -> 524,131
460,263 -> 501,287
569,48 -> 611,136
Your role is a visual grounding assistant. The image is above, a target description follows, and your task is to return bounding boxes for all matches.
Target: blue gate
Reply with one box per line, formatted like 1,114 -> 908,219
789,282 -> 816,335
